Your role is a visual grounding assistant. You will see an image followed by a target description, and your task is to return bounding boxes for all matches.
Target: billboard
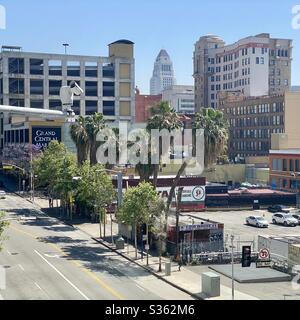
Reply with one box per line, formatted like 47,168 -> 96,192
31,127 -> 62,151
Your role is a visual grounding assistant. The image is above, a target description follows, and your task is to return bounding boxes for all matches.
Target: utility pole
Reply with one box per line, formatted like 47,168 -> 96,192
175,187 -> 184,262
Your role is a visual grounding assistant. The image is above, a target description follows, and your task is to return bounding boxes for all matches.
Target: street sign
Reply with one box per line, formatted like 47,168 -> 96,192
142,235 -> 148,241
258,248 -> 270,261
256,261 -> 271,268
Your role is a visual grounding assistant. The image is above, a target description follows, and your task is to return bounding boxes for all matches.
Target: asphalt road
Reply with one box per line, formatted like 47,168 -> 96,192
0,193 -> 193,300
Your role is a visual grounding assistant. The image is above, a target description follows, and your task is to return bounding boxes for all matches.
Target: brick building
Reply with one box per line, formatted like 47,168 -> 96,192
218,90 -> 300,160
135,87 -> 162,123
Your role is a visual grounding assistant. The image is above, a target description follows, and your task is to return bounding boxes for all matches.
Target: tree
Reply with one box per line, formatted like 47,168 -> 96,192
166,108 -> 229,211
0,212 -> 9,252
34,141 -> 77,213
76,162 -> 116,236
70,116 -> 90,165
86,113 -> 107,165
118,182 -> 160,259
146,102 -> 183,187
193,108 -> 229,168
149,198 -> 167,272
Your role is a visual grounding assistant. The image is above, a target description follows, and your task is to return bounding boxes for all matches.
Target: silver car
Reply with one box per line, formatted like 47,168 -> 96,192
246,216 -> 269,228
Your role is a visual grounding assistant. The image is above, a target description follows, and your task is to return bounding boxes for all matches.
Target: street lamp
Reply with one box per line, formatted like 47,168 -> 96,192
96,168 -> 123,208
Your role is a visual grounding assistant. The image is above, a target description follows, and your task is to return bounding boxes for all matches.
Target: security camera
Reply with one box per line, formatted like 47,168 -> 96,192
69,81 -> 84,96
60,81 -> 84,110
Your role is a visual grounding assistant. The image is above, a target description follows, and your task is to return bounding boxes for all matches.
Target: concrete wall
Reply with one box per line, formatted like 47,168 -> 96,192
284,91 -> 300,149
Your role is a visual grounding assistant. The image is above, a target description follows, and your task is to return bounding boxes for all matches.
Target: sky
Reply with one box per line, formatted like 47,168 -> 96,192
0,0 -> 299,93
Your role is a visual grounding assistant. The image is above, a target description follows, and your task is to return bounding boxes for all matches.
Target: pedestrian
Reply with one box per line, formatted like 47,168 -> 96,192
178,259 -> 182,272
49,198 -> 52,208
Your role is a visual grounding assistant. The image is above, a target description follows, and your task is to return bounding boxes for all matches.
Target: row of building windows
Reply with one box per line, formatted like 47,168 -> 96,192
4,129 -> 29,144
3,78 -> 115,97
272,158 -> 300,172
271,178 -> 300,190
232,140 -> 270,152
209,47 -> 269,65
4,58 -> 116,78
229,116 -> 284,128
225,102 -> 284,115
231,127 -> 284,139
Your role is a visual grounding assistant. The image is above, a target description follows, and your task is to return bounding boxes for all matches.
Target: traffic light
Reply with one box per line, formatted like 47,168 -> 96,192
242,246 -> 252,268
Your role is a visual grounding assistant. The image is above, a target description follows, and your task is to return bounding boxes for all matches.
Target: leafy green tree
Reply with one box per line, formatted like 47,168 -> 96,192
118,182 -> 160,259
34,141 -> 77,213
76,162 -> 116,236
70,116 -> 90,165
0,212 -> 9,252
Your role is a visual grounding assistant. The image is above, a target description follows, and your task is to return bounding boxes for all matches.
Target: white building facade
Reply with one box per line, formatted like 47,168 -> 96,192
194,33 -> 292,111
162,85 -> 195,114
150,49 -> 176,95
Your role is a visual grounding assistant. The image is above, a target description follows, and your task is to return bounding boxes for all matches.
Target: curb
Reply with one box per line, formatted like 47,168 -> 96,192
91,236 -> 202,300
7,186 -> 202,300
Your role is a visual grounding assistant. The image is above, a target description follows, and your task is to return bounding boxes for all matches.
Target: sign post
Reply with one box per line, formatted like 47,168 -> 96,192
257,248 -> 271,268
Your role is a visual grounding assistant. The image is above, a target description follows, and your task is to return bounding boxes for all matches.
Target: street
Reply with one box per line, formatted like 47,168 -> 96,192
0,193 -> 193,300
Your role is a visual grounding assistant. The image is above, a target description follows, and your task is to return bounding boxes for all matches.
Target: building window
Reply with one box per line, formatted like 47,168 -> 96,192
283,159 -> 287,171
49,60 -> 62,76
85,100 -> 98,115
103,101 -> 115,116
85,62 -> 98,77
30,99 -> 44,109
49,99 -> 62,110
30,79 -> 44,95
103,82 -> 115,97
9,78 -> 24,94
49,80 -> 62,96
67,61 -> 80,77
9,99 -> 24,107
290,159 -> 294,172
72,100 -> 81,116
260,57 -> 265,64
103,63 -> 115,78
8,58 -> 24,74
30,59 -> 44,75
256,57 -> 259,64
85,81 -> 98,97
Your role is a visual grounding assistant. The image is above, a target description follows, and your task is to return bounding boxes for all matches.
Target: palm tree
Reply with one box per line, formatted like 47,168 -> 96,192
86,113 -> 107,165
70,116 -> 90,165
193,108 -> 229,168
146,102 -> 183,187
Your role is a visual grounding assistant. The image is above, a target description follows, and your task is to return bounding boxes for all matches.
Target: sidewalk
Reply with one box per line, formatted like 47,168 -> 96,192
14,193 -> 259,300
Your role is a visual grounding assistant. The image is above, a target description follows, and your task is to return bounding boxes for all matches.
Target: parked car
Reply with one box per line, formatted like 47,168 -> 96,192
0,190 -> 6,199
292,214 -> 300,225
272,213 -> 298,226
246,216 -> 269,228
268,205 -> 292,214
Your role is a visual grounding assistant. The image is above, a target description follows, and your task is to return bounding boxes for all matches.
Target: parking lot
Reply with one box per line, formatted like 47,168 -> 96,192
186,208 -> 300,250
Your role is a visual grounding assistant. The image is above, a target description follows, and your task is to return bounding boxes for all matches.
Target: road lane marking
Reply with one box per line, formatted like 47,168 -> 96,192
136,284 -> 146,292
10,225 -> 37,239
18,264 -> 25,271
9,215 -> 125,300
34,250 -> 90,301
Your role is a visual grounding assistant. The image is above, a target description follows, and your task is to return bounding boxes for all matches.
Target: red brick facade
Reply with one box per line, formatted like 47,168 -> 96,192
135,87 -> 162,123
269,152 -> 300,191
